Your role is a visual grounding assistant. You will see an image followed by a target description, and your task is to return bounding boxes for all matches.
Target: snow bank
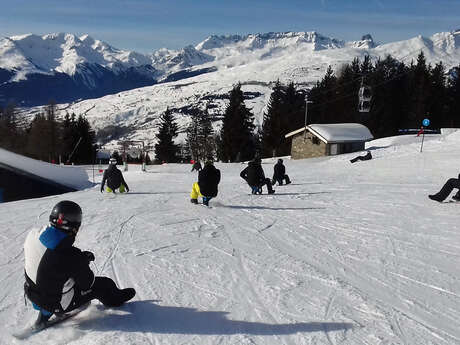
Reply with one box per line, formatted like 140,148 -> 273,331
0,148 -> 92,190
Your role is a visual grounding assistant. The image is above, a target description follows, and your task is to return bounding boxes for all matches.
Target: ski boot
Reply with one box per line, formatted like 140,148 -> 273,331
428,194 -> 443,202
103,288 -> 136,307
190,198 -> 198,204
202,197 -> 210,206
268,189 -> 275,194
33,311 -> 52,330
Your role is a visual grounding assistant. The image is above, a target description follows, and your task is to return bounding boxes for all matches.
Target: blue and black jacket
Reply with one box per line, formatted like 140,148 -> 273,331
24,226 -> 95,313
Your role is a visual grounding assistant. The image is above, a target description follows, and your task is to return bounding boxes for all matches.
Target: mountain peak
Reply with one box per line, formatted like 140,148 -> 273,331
195,31 -> 344,52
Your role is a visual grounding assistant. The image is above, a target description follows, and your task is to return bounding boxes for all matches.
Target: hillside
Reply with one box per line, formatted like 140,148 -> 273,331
0,131 -> 459,344
13,30 -> 458,149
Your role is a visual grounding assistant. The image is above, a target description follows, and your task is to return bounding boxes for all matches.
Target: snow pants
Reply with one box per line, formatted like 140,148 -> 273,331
250,178 -> 274,194
190,182 -> 203,200
190,182 -> 213,205
32,276 -> 134,316
272,174 -> 291,186
106,184 -> 126,193
431,176 -> 460,201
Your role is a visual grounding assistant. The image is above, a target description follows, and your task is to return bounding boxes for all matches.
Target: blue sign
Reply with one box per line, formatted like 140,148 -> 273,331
422,118 -> 430,127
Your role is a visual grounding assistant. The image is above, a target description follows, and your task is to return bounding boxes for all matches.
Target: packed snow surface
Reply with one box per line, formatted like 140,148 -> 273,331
1,131 -> 460,344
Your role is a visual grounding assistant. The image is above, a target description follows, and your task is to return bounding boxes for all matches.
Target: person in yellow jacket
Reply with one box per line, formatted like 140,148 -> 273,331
190,160 -> 220,206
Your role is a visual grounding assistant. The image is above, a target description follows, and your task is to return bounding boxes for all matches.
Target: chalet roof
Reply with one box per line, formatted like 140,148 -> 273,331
285,123 -> 373,143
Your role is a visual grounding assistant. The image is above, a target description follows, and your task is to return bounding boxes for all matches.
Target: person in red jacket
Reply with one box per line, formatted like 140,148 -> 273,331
24,200 -> 135,329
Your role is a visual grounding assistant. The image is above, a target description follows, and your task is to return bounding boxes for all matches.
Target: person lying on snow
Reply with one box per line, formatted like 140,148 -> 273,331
350,150 -> 372,163
190,160 -> 221,206
100,158 -> 130,193
429,173 -> 460,202
23,200 -> 136,328
240,157 -> 275,195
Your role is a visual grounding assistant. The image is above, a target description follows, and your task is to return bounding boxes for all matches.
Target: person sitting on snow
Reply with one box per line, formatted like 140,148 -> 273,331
272,158 -> 291,186
190,160 -> 221,206
240,157 -> 275,195
429,173 -> 460,202
100,158 -> 129,193
23,200 -> 136,329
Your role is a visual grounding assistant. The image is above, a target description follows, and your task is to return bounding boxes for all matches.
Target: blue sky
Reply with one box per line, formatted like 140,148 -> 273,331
0,0 -> 458,52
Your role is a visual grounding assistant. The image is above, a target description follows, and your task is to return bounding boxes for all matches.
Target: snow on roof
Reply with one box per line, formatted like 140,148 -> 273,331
0,148 -> 92,190
285,123 -> 373,143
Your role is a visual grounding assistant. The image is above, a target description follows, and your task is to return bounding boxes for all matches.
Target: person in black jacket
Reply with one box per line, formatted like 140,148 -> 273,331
24,200 -> 136,328
190,160 -> 221,206
100,158 -> 129,193
350,150 -> 372,163
272,159 -> 291,186
240,158 -> 275,194
429,173 -> 460,202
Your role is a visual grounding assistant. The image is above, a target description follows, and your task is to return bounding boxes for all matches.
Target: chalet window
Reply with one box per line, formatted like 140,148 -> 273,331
330,144 -> 338,155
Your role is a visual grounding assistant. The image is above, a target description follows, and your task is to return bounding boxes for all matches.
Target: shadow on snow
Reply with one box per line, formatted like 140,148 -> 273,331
78,301 -> 353,336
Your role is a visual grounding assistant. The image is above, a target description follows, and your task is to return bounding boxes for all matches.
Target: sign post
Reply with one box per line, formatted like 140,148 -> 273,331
420,118 -> 430,153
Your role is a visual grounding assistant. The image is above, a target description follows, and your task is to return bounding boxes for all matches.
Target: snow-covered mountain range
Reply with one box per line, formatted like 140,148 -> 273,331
2,30 -> 460,147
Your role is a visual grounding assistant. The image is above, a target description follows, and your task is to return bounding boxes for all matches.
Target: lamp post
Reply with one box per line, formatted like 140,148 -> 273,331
304,95 -> 313,140
92,142 -> 102,184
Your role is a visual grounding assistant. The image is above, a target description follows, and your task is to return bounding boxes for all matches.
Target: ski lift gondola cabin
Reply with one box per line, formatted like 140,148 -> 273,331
358,79 -> 372,113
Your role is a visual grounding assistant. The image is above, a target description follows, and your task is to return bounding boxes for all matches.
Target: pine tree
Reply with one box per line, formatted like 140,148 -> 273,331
262,80 -> 285,157
186,112 -> 201,161
155,108 -> 180,163
308,65 -> 338,124
0,103 -> 23,153
72,115 -> 96,164
428,62 -> 447,128
447,65 -> 460,127
284,82 -> 306,132
219,83 -> 256,162
198,106 -> 215,160
407,52 -> 430,128
26,112 -> 49,161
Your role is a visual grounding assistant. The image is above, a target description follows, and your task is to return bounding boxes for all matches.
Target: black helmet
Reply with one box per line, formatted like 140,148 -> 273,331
49,200 -> 82,234
278,158 -> 283,163
109,158 -> 117,165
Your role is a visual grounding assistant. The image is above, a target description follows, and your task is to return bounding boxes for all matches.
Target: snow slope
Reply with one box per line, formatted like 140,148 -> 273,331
0,131 -> 459,344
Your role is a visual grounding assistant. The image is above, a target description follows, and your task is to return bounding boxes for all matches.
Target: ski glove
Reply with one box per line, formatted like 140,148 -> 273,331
83,251 -> 95,262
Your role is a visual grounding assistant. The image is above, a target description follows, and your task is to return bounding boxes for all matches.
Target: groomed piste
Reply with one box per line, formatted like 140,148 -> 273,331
1,130 -> 459,344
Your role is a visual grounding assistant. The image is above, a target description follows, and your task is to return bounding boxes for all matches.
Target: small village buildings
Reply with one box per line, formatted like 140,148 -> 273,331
285,123 -> 373,159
